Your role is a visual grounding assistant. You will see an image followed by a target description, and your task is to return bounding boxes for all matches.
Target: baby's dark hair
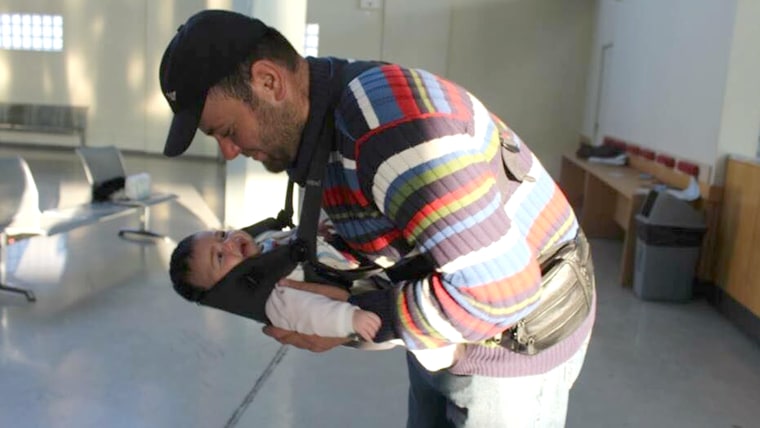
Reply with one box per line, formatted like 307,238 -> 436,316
169,234 -> 204,302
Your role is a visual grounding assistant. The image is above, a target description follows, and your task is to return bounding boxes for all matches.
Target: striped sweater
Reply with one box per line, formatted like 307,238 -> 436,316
291,57 -> 594,377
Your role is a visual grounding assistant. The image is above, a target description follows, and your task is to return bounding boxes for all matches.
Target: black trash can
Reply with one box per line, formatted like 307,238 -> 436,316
633,190 -> 706,302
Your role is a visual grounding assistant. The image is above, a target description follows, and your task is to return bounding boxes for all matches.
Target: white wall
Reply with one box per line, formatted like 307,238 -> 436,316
581,0 -> 740,182
306,0 -> 384,61
0,0 -> 236,157
307,0 -> 595,176
5,0 -> 756,182
1,0 -> 595,174
0,0 -> 151,150
381,0 -> 451,77
447,0 -> 594,176
307,0 -> 452,76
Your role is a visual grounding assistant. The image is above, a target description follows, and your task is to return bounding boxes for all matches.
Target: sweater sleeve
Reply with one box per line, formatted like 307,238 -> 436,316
338,65 -> 578,350
357,133 -> 544,349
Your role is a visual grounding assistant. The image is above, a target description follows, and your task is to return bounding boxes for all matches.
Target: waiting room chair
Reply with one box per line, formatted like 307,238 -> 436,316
75,146 -> 176,241
0,155 -> 38,301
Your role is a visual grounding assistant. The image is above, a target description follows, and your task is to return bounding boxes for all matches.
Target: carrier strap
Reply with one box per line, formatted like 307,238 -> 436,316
294,61 -> 389,287
278,180 -> 296,229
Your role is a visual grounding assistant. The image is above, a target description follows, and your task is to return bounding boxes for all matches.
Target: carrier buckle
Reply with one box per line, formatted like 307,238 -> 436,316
503,319 -> 536,355
483,331 -> 504,347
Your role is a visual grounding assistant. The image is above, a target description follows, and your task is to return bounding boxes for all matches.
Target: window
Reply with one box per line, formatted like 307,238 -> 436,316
304,23 -> 319,57
0,13 -> 63,52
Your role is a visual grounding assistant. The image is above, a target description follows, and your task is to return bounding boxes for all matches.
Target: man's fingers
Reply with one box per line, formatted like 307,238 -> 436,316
262,325 -> 290,343
262,325 -> 349,352
357,327 -> 373,342
369,312 -> 381,326
263,325 -> 313,349
368,317 -> 381,340
366,312 -> 381,334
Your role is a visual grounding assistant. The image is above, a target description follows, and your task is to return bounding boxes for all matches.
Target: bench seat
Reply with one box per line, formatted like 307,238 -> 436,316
1,150 -> 177,302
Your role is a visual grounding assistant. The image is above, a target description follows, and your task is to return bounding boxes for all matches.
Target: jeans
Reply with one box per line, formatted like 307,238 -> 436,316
406,339 -> 590,428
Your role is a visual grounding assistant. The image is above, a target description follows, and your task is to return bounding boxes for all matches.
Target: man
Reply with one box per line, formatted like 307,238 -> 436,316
160,9 -> 595,428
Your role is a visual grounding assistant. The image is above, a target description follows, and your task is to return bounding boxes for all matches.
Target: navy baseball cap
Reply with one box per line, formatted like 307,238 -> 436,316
159,10 -> 268,157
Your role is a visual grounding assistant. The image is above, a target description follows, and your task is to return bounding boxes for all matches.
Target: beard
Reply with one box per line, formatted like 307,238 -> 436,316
249,99 -> 303,173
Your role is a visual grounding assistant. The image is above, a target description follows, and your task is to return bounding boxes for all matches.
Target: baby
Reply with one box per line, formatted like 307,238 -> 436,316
169,227 -> 460,371
170,228 -> 381,342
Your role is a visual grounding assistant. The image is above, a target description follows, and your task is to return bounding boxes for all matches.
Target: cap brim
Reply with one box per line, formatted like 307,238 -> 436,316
164,101 -> 204,157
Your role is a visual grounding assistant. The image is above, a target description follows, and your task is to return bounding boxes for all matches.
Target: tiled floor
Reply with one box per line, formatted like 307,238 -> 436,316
1,146 -> 758,428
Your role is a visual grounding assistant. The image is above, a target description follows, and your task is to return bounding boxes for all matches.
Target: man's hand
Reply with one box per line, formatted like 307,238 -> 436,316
262,325 -> 350,352
261,278 -> 352,352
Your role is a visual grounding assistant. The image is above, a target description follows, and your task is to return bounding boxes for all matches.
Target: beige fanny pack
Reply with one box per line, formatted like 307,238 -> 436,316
486,231 -> 595,355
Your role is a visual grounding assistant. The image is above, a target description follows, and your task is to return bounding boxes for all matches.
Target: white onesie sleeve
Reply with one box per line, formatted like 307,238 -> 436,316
265,286 -> 357,338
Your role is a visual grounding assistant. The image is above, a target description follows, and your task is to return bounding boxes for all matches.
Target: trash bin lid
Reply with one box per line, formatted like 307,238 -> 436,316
637,190 -> 705,228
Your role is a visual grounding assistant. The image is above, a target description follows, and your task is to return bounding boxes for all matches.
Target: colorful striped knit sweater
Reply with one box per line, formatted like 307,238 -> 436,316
290,58 -> 595,377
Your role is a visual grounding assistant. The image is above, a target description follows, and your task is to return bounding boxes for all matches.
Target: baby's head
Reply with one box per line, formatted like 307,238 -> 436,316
169,230 -> 262,301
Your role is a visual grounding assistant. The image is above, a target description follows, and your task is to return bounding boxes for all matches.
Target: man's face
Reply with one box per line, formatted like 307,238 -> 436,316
187,230 -> 261,290
199,89 -> 302,172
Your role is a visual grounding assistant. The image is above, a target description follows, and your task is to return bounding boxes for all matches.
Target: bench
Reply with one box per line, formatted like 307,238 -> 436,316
0,103 -> 87,146
1,149 -> 177,301
76,146 -> 178,240
559,137 -> 722,287
1,155 -> 117,301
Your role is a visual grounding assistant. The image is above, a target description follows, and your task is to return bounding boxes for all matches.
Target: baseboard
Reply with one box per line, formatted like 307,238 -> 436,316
700,281 -> 760,346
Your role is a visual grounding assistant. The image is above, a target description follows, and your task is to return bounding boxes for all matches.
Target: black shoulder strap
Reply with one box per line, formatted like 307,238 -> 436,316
271,61 -> 382,269
278,180 -> 296,229
294,110 -> 333,264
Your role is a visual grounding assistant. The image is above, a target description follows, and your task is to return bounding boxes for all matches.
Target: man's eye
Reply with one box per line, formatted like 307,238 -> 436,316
220,231 -> 227,239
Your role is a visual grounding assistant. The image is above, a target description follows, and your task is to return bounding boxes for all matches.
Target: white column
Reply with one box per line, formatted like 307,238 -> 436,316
223,0 -> 307,228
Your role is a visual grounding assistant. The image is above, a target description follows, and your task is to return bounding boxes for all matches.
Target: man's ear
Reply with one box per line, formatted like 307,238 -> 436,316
250,60 -> 285,103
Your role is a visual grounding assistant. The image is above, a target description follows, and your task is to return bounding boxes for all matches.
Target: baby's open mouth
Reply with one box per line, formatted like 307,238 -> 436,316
239,240 -> 250,257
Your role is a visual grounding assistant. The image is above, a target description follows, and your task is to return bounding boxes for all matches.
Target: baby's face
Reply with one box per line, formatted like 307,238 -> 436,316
188,230 -> 261,289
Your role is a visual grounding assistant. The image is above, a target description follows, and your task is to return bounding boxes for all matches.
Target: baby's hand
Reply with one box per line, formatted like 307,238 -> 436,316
352,310 -> 381,342
317,219 -> 335,238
